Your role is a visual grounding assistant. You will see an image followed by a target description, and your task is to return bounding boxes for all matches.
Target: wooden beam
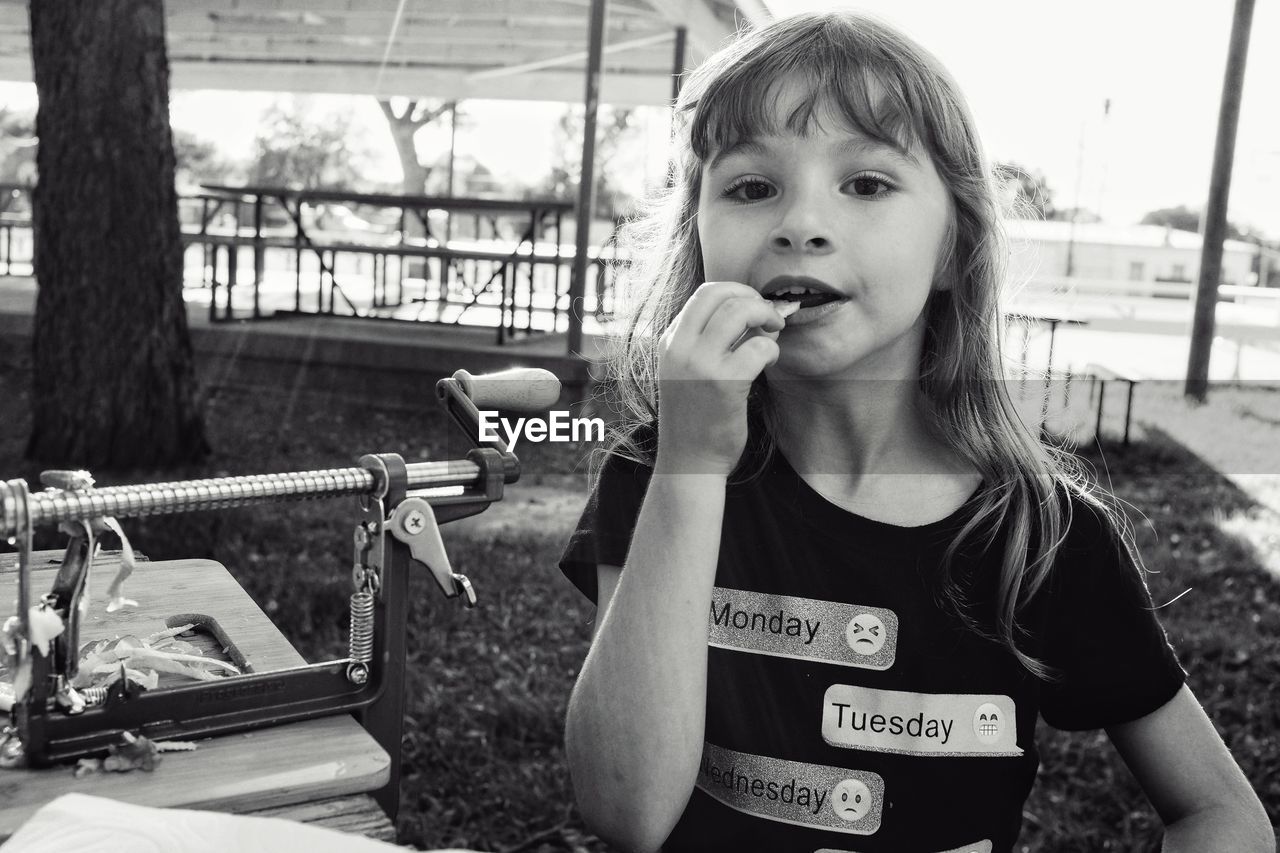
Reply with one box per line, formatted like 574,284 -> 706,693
643,0 -> 738,55
164,30 -> 669,53
165,61 -> 674,105
164,35 -> 674,68
177,15 -> 659,42
163,0 -> 657,18
162,51 -> 672,80
467,31 -> 672,81
0,47 -> 675,91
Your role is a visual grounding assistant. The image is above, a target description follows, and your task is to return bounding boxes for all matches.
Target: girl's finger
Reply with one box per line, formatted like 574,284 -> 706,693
702,296 -> 789,352
731,300 -> 799,350
676,281 -> 766,336
730,323 -> 783,353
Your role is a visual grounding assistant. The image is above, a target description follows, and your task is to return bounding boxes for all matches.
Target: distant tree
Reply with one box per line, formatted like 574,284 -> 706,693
172,127 -> 239,189
1054,206 -> 1103,224
994,161 -> 1055,219
376,98 -> 456,196
250,98 -> 372,190
1140,204 -> 1256,242
545,106 -> 640,220
1141,205 -> 1201,233
0,107 -> 37,199
27,0 -> 208,468
418,151 -> 492,197
374,98 -> 463,252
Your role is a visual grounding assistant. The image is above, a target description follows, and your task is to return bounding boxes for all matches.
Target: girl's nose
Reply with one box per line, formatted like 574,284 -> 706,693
768,200 -> 835,254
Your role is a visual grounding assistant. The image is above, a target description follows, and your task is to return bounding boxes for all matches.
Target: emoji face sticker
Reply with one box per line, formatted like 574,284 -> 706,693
845,613 -> 886,656
831,778 -> 872,822
973,703 -> 1003,744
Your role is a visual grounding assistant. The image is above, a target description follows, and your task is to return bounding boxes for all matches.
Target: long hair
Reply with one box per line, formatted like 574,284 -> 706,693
591,12 -> 1135,678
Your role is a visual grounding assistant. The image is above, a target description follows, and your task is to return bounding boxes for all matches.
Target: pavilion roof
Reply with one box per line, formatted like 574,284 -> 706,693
0,0 -> 772,105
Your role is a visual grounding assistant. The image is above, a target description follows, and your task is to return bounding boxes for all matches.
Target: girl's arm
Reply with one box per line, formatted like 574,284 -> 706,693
564,282 -> 786,853
1105,684 -> 1274,852
564,469 -> 728,853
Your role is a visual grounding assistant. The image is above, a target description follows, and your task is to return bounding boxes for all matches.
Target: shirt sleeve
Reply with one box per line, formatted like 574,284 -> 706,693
557,434 -> 655,605
1038,496 -> 1187,731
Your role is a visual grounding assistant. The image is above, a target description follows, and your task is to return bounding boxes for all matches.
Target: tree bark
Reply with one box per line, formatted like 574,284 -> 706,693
27,0 -> 208,468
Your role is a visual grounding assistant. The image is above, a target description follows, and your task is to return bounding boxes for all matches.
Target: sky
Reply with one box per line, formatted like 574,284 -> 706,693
0,1 -> 1276,239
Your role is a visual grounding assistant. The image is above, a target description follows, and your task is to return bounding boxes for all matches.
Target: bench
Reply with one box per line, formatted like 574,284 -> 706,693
1085,362 -> 1144,446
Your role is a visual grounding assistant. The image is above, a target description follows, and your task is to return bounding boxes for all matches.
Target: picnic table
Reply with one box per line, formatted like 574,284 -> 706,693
1006,312 -> 1090,378
1006,313 -> 1092,438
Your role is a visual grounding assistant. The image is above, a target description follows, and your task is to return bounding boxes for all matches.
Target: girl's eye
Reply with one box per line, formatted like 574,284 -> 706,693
847,174 -> 894,198
722,178 -> 775,202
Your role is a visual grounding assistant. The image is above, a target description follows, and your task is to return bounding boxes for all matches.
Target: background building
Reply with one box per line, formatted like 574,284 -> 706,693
1006,219 -> 1280,292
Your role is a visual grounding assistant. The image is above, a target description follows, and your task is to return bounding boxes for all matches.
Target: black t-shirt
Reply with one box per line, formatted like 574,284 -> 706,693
558,431 -> 1186,853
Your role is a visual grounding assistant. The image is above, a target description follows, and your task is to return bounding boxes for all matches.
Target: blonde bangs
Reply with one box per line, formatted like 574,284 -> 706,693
681,16 -> 953,168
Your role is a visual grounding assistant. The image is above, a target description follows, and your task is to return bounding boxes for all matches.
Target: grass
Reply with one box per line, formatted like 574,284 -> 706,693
1018,381 -> 1280,851
2,340 -> 1277,851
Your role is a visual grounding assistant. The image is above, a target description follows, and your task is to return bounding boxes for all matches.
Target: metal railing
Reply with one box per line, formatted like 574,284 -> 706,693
179,186 -> 621,346
0,183 -> 32,277
0,180 -> 627,347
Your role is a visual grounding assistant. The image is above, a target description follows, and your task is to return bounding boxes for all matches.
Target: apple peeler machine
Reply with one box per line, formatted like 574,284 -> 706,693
0,366 -> 562,820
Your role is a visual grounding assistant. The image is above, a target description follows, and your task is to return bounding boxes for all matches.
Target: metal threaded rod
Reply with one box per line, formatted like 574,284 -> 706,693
0,460 -> 481,537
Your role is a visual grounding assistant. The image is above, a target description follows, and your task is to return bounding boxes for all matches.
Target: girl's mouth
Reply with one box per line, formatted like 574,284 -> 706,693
767,291 -> 849,326
766,292 -> 842,310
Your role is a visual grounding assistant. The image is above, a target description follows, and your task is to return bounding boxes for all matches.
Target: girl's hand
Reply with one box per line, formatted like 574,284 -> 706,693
656,281 -> 790,477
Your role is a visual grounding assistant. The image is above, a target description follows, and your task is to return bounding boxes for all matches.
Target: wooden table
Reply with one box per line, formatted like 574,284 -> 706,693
0,551 -> 395,843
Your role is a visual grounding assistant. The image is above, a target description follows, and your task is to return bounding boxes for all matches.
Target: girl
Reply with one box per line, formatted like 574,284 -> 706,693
558,12 -> 1271,853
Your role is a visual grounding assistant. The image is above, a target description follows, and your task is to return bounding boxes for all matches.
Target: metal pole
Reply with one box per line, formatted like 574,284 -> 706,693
1186,0 -> 1255,402
1095,98 -> 1111,222
666,26 -> 687,191
447,102 -> 457,198
672,26 -> 687,102
1064,121 -> 1086,278
567,0 -> 606,357
446,101 -> 458,245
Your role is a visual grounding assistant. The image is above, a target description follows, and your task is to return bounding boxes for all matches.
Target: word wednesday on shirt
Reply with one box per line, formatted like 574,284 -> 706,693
699,753 -> 829,816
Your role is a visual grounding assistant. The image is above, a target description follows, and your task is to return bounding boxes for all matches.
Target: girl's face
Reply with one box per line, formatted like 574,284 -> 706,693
697,79 -> 954,382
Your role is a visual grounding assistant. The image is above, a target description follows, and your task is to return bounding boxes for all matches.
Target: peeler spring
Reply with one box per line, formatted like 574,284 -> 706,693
348,591 -> 375,667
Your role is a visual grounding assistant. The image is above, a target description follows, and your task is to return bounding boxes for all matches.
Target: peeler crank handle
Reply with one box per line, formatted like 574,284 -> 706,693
436,368 -> 561,455
449,368 -> 561,412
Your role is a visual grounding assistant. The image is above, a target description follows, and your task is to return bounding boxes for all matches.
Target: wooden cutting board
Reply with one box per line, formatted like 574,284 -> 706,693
0,551 -> 391,840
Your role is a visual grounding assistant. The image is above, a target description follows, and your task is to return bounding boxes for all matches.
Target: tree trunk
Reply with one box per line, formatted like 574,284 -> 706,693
387,117 -> 431,197
377,99 -> 435,197
27,0 -> 208,469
